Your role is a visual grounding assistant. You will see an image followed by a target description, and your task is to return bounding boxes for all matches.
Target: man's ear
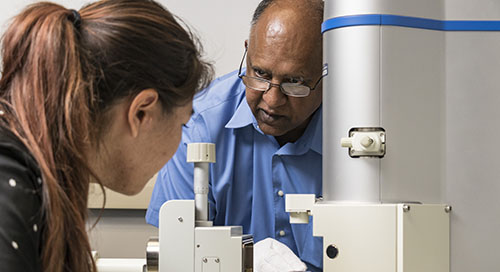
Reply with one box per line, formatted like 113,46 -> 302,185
127,89 -> 159,138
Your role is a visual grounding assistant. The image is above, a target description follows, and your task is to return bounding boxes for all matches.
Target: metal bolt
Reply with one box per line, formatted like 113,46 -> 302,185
177,217 -> 183,222
445,206 -> 452,213
202,258 -> 208,263
215,258 -> 220,263
403,204 -> 410,212
360,136 -> 374,148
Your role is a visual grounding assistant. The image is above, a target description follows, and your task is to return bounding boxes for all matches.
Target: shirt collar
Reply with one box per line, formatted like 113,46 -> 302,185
225,93 -> 255,129
309,106 -> 322,155
225,85 -> 322,155
275,105 -> 322,156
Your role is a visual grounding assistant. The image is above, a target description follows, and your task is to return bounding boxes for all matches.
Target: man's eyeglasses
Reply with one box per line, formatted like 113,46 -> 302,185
237,47 -> 327,98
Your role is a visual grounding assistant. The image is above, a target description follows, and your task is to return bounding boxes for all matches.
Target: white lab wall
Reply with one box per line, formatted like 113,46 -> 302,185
0,0 -> 259,77
166,0 -> 261,77
0,0 -> 259,258
445,0 -> 500,20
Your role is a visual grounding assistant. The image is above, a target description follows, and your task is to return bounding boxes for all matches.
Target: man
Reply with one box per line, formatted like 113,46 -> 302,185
147,0 -> 324,270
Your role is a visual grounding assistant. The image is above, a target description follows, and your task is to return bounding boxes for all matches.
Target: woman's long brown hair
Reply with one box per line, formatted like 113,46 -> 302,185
0,1 -> 212,271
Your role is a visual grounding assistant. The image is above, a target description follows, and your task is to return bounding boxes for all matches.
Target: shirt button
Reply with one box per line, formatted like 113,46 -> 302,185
277,190 -> 284,197
279,230 -> 286,237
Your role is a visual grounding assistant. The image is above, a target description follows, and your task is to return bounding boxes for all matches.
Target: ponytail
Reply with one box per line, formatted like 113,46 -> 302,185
0,3 -> 96,272
0,1 -> 213,271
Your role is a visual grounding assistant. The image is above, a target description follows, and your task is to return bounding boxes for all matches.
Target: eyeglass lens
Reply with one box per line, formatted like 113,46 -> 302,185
242,77 -> 310,97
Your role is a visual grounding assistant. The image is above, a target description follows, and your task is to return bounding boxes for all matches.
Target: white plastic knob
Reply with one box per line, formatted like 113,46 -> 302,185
340,137 -> 353,148
186,143 -> 216,163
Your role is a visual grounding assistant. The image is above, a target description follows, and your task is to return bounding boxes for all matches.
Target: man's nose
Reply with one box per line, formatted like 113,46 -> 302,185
263,84 -> 287,108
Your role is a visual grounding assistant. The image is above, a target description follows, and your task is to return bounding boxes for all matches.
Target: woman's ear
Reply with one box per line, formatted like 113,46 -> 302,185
127,89 -> 159,138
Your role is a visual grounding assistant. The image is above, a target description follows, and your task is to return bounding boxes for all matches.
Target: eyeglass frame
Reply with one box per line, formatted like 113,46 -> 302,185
237,46 -> 326,98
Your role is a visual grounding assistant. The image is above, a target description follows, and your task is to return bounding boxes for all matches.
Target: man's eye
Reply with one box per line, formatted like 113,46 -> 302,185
287,78 -> 304,84
254,69 -> 269,79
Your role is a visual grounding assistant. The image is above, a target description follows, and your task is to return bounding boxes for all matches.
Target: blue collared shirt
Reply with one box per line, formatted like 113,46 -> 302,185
146,70 -> 323,271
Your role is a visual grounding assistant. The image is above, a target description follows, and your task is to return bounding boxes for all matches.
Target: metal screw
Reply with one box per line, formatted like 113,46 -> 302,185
202,258 -> 208,263
445,206 -> 452,213
177,217 -> 183,222
215,258 -> 220,263
403,204 -> 410,212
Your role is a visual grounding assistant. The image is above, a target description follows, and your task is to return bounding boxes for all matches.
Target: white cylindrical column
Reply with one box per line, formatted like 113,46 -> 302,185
186,143 -> 216,222
193,162 -> 209,221
322,0 -> 381,203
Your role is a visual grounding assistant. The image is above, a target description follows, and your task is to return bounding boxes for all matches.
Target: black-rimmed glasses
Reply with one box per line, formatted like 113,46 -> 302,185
237,47 -> 326,98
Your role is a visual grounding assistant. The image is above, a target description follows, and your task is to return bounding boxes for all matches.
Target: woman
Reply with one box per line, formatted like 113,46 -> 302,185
0,0 -> 212,271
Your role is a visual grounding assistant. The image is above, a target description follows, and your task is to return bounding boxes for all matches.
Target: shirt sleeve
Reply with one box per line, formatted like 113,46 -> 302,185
146,114 -> 216,227
0,152 -> 42,272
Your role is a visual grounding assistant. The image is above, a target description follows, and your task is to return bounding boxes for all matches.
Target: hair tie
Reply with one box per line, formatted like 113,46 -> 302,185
69,9 -> 81,29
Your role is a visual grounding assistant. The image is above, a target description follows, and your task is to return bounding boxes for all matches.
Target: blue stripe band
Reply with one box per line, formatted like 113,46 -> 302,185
322,14 -> 500,33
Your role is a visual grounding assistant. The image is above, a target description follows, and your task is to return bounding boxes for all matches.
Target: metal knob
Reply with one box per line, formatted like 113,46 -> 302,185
146,237 -> 159,272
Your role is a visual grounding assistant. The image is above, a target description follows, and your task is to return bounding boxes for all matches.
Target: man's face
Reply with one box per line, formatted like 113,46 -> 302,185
245,8 -> 322,144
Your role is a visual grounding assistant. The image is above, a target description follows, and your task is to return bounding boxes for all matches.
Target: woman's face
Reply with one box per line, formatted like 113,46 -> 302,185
89,91 -> 192,195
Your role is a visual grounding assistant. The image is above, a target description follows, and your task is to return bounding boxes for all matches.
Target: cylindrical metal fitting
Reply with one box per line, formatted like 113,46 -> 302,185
146,237 -> 159,272
194,162 -> 209,221
187,143 -> 215,222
